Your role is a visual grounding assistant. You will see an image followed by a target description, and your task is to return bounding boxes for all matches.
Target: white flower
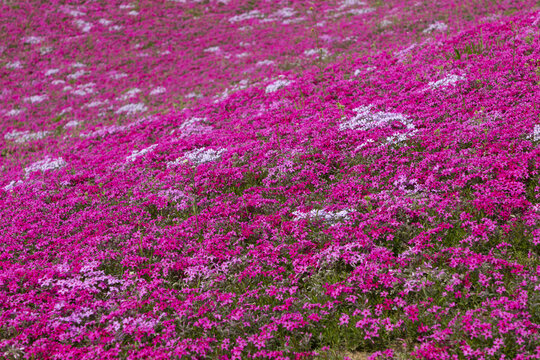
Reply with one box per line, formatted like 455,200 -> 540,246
304,48 -> 329,57
293,209 -> 351,222
65,9 -> 85,17
423,21 -> 447,33
128,10 -> 139,16
386,129 -> 418,145
204,46 -> 220,53
119,4 -> 135,9
72,62 -> 85,68
380,19 -> 392,27
3,180 -> 23,192
6,61 -> 22,69
256,60 -> 274,66
184,147 -> 225,164
74,19 -> 93,33
274,7 -> 295,18
84,100 -> 106,108
24,95 -> 47,103
168,147 -> 226,167
99,19 -> 112,26
171,117 -> 212,137
180,117 -> 205,129
5,130 -> 50,143
340,105 -> 410,131
23,36 -> 43,44
533,125 -> 540,141
120,88 -> 141,100
126,144 -> 158,162
354,138 -> 375,151
64,120 -> 80,128
67,70 -> 86,79
340,0 -> 366,8
71,83 -> 95,96
428,74 -> 465,89
353,66 -> 375,76
5,109 -> 23,116
111,72 -> 128,80
149,86 -> 166,95
395,44 -> 416,61
116,103 -> 147,115
282,17 -> 305,24
45,68 -> 60,76
265,79 -> 291,93
25,157 -> 66,176
228,10 -> 261,23
347,8 -> 374,15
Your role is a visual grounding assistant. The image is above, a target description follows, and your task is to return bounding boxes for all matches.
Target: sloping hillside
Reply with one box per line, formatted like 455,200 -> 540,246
1,1 -> 540,359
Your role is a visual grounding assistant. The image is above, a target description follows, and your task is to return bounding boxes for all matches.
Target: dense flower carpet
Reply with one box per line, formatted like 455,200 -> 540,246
1,0 -> 540,359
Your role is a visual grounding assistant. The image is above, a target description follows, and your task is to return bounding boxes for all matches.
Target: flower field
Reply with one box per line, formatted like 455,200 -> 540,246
1,0 -> 540,359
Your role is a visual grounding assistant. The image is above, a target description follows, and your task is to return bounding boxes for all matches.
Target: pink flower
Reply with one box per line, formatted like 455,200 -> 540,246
339,314 -> 350,326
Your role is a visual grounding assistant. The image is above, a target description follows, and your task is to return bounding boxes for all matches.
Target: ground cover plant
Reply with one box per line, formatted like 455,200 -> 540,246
1,0 -> 540,359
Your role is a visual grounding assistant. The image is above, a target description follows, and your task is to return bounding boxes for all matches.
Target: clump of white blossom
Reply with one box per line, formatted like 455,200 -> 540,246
71,83 -> 95,96
150,86 -> 166,95
84,100 -> 107,108
229,10 -> 262,23
428,74 -> 465,89
292,208 -> 351,222
346,8 -> 374,15
24,95 -> 47,103
45,68 -> 60,76
116,103 -> 147,115
5,109 -> 23,116
111,72 -> 128,80
304,48 -> 329,57
256,60 -> 275,67
340,105 -> 412,131
339,0 -> 367,8
67,70 -> 87,80
265,79 -> 291,93
532,125 -> 540,142
4,130 -> 50,143
184,147 -> 226,164
126,144 -> 158,162
64,120 -> 80,128
25,157 -> 66,177
23,36 -> 43,44
6,61 -> 22,69
204,46 -> 220,53
168,147 -> 226,167
120,88 -> 141,100
423,21 -> 447,33
74,19 -> 93,33
3,180 -> 23,192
